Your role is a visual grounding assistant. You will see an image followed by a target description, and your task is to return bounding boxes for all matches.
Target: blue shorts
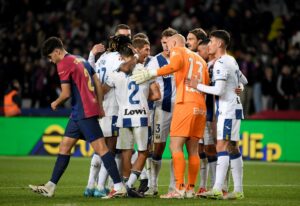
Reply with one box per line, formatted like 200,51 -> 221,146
64,116 -> 104,142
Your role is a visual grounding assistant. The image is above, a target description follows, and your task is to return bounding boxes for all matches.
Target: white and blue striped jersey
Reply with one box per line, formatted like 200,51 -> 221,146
146,53 -> 176,112
88,51 -> 123,116
106,64 -> 151,128
213,55 -> 248,119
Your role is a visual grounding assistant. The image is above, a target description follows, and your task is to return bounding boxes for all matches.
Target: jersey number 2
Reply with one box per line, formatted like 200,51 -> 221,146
128,81 -> 140,104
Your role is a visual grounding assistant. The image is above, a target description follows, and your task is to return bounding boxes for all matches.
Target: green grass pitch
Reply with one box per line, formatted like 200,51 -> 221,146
0,156 -> 300,206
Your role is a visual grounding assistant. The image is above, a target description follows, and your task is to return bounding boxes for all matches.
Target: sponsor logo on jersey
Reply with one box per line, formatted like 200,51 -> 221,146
124,108 -> 147,115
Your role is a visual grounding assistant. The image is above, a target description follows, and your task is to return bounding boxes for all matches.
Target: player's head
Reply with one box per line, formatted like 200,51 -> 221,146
132,38 -> 150,63
41,37 -> 65,64
187,28 -> 207,52
208,30 -> 230,55
108,35 -> 132,52
161,27 -> 178,56
197,38 -> 210,61
166,34 -> 186,52
115,24 -> 131,39
133,33 -> 149,41
118,46 -> 134,74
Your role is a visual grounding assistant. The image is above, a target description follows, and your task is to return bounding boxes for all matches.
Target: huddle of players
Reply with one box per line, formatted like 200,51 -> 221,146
84,24 -> 247,200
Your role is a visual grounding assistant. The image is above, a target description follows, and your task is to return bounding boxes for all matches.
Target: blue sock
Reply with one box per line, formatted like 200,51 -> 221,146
50,154 -> 70,184
101,152 -> 121,184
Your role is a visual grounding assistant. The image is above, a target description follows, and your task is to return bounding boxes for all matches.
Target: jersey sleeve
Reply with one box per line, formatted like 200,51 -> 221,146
213,60 -> 228,81
88,52 -> 96,69
105,72 -> 116,87
157,48 -> 183,76
57,62 -> 72,84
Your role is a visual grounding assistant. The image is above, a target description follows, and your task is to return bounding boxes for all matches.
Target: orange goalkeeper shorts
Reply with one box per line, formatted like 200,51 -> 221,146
170,102 -> 206,138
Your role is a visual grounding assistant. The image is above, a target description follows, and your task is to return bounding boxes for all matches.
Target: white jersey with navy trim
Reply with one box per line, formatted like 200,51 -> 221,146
89,51 -> 123,116
146,53 -> 176,112
213,55 -> 247,119
106,64 -> 151,128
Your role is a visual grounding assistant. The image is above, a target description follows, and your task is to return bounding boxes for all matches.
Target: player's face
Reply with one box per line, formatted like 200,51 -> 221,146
116,29 -> 131,39
186,33 -> 199,52
137,44 -> 150,62
197,44 -> 209,60
208,37 -> 218,55
161,36 -> 169,56
47,49 -> 60,64
166,38 -> 175,53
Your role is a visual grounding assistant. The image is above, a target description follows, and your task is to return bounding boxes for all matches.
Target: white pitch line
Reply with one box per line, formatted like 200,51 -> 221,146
2,184 -> 300,190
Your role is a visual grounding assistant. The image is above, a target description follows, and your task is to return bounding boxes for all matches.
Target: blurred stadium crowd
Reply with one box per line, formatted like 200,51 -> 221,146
0,0 -> 300,116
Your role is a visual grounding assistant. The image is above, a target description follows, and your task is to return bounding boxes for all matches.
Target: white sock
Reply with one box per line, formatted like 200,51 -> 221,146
207,156 -> 217,188
115,153 -> 122,175
114,182 -> 123,191
140,167 -> 148,180
230,154 -> 243,193
222,167 -> 230,192
126,171 -> 141,188
87,154 -> 101,189
168,159 -> 175,192
46,181 -> 56,191
213,152 -> 229,191
151,158 -> 162,190
146,157 -> 152,187
199,156 -> 208,189
97,162 -> 108,190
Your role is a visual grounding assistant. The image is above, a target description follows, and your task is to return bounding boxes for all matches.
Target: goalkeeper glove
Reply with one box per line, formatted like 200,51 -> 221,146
131,69 -> 157,84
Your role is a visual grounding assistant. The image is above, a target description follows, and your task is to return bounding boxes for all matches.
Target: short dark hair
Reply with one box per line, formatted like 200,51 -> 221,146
41,37 -> 64,57
133,33 -> 149,40
161,27 -> 178,38
210,30 -> 231,48
108,35 -> 132,52
189,28 -> 208,42
115,24 -> 130,34
119,45 -> 134,57
199,38 -> 210,46
132,38 -> 150,49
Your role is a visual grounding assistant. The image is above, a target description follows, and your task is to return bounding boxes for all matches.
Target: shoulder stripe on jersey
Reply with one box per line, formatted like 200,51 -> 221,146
156,54 -> 168,67
157,54 -> 172,112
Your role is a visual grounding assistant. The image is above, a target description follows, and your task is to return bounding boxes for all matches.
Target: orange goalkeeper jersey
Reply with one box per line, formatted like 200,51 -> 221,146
157,47 -> 209,104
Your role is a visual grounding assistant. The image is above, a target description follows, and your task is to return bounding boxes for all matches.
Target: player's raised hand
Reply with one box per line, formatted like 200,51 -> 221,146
131,69 -> 156,84
91,43 -> 105,56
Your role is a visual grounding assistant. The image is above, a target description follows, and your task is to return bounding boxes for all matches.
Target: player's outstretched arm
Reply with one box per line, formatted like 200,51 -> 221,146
51,83 -> 71,110
131,52 -> 182,84
186,76 -> 226,96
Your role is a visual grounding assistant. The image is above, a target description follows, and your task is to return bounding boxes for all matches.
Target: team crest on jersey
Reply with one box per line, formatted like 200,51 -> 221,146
100,59 -> 106,65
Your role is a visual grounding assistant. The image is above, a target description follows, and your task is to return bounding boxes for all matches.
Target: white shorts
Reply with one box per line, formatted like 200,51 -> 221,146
198,121 -> 215,145
153,107 -> 172,143
117,127 -> 149,151
99,116 -> 118,137
216,117 -> 241,141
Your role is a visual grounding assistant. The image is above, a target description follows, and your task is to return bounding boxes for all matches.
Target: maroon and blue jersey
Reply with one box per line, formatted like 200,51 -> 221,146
57,54 -> 100,120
